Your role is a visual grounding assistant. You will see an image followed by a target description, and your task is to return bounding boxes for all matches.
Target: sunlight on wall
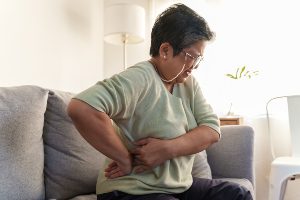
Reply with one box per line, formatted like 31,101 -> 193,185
0,0 -> 103,93
182,0 -> 300,116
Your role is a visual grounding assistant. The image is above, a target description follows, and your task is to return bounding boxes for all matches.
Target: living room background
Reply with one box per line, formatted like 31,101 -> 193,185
1,0 -> 300,199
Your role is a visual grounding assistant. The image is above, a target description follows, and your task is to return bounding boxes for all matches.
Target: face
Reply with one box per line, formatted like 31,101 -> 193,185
172,40 -> 206,83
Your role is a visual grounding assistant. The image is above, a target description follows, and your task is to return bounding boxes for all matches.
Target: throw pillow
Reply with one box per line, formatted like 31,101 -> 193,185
0,85 -> 48,199
43,89 -> 105,199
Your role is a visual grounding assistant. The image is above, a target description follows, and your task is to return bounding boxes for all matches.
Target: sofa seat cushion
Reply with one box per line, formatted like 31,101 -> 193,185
217,178 -> 255,199
0,85 -> 48,200
43,90 -> 105,200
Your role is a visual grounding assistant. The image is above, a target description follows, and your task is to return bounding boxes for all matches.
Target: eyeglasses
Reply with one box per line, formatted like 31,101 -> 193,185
182,50 -> 204,69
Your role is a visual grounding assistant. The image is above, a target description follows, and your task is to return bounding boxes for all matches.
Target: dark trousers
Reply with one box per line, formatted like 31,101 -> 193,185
97,177 -> 253,200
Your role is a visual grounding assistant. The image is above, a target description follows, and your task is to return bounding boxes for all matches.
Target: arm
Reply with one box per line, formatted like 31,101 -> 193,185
169,125 -> 219,157
68,67 -> 149,178
132,125 -> 219,173
67,99 -> 132,178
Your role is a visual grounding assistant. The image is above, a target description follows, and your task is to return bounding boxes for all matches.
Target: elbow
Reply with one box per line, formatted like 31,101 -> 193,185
67,99 -> 82,123
211,130 -> 220,145
67,100 -> 75,120
211,133 -> 219,144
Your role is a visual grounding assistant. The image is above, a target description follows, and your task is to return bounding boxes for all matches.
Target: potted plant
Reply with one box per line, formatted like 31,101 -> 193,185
225,66 -> 259,115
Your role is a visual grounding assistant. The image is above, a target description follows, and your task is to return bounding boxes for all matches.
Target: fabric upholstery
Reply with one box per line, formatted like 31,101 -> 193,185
207,125 -> 255,185
0,85 -> 255,199
0,85 -> 48,200
43,90 -> 105,200
192,151 -> 212,179
218,178 -> 255,199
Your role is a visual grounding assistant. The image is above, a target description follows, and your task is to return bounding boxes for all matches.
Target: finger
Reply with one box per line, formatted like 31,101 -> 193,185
104,163 -> 118,172
107,161 -> 117,168
134,138 -> 149,146
106,167 -> 128,179
133,158 -> 144,166
105,167 -> 121,178
134,165 -> 149,174
108,170 -> 126,179
130,148 -> 142,155
104,164 -> 117,172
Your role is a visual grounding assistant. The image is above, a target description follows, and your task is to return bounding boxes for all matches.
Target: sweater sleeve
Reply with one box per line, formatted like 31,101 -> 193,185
193,80 -> 221,136
74,66 -> 148,120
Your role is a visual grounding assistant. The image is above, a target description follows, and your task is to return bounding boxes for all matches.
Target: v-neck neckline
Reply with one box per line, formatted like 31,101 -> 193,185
148,61 -> 182,101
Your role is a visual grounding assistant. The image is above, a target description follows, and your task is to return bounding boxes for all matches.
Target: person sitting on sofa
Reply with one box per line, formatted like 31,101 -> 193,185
67,3 -> 252,200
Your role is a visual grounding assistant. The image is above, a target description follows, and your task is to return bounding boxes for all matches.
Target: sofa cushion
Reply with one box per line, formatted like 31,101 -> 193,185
43,90 -> 105,199
0,85 -> 48,200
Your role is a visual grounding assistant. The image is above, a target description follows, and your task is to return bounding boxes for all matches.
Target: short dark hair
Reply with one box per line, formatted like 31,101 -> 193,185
150,3 -> 215,57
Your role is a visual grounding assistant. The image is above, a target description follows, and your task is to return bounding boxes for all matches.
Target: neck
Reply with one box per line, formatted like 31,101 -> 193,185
149,59 -> 175,84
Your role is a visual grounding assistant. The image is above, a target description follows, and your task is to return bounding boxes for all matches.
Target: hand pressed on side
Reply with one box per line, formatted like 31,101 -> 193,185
104,156 -> 133,179
131,137 -> 173,174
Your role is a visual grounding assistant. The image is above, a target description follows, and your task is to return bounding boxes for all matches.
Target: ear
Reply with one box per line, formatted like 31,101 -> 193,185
159,42 -> 173,59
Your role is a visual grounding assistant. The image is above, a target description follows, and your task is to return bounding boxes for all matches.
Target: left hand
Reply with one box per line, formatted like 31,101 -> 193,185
131,137 -> 172,173
104,155 -> 133,179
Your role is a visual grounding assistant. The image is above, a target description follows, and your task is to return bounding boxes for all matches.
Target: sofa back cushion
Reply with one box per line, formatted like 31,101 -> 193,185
0,85 -> 48,200
43,90 -> 105,199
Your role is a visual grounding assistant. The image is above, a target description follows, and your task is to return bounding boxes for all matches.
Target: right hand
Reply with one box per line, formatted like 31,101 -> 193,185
104,157 -> 132,179
131,137 -> 172,173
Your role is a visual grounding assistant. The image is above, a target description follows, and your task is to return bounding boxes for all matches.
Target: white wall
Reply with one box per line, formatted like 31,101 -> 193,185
0,0 -> 103,93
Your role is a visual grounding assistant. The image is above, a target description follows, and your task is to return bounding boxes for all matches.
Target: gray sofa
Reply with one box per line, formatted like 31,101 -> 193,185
0,85 -> 255,200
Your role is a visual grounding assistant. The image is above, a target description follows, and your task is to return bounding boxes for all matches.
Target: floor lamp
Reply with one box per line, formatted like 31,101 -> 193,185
104,4 -> 145,70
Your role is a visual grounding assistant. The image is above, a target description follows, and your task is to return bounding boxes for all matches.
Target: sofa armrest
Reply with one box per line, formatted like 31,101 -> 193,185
207,125 -> 255,186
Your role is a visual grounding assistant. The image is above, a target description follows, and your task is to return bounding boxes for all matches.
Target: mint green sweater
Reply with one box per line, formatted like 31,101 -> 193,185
74,61 -> 220,195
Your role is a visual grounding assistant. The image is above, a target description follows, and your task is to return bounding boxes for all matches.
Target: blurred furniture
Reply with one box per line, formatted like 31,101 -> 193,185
0,85 -> 254,199
207,125 -> 255,198
219,116 -> 243,126
266,95 -> 300,200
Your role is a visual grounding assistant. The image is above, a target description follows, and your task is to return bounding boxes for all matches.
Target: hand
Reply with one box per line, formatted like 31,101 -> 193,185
104,157 -> 132,179
131,137 -> 172,173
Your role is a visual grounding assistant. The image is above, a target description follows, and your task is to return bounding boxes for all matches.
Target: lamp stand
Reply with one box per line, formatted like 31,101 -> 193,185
122,34 -> 128,70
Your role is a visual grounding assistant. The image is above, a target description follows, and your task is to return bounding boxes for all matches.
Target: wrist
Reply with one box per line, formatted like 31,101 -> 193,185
165,139 -> 178,159
117,152 -> 132,166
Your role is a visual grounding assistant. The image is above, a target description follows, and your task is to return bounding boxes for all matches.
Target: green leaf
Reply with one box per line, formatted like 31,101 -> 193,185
235,68 -> 239,79
244,71 -> 250,77
239,66 -> 246,78
226,74 -> 237,79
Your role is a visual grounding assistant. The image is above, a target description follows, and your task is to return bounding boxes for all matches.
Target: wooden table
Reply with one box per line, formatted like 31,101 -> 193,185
219,116 -> 243,126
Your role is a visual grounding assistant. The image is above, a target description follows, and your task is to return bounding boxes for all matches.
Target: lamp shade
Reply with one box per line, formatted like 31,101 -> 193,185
104,4 -> 145,45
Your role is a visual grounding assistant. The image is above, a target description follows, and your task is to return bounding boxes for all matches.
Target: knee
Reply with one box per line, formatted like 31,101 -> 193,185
227,183 -> 253,200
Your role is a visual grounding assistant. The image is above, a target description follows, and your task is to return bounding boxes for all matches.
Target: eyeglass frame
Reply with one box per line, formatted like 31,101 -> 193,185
181,50 -> 204,69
